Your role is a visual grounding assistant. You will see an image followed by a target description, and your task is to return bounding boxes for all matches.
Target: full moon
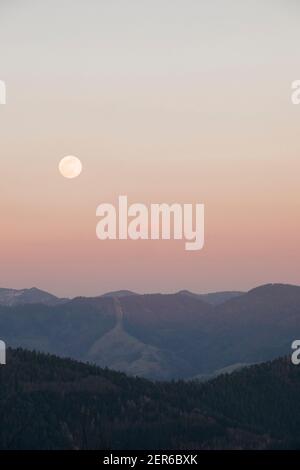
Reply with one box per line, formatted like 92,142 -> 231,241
59,156 -> 82,179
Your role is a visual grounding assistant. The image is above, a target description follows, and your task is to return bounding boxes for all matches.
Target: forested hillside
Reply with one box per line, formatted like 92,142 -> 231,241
0,349 -> 299,449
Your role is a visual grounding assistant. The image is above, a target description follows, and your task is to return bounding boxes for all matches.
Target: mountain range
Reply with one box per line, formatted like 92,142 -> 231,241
0,286 -> 242,307
0,283 -> 299,380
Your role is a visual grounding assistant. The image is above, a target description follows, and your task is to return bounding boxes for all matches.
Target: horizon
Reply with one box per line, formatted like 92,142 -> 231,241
0,281 -> 299,300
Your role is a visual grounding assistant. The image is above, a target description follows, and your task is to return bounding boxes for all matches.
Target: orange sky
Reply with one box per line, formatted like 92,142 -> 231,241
0,0 -> 300,296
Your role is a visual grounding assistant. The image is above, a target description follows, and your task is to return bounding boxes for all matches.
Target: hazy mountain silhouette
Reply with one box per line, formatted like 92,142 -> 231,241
101,290 -> 138,298
0,283 -> 299,379
176,289 -> 243,305
0,287 -> 66,306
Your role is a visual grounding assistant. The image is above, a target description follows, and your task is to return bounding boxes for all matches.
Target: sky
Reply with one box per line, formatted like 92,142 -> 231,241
0,0 -> 300,297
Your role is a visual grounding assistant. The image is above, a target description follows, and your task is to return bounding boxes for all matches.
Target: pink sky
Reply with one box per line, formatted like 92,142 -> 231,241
0,1 -> 300,296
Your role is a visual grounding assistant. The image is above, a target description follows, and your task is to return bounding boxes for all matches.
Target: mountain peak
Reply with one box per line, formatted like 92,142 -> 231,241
248,283 -> 300,295
0,287 -> 64,307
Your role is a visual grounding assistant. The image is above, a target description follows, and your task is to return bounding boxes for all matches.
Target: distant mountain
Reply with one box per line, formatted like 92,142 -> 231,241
1,348 -> 299,449
199,283 -> 300,373
0,286 -> 242,307
0,287 -> 66,307
177,289 -> 243,305
200,290 -> 244,305
0,296 -> 117,365
0,283 -> 300,380
101,290 -> 138,298
0,293 -> 208,380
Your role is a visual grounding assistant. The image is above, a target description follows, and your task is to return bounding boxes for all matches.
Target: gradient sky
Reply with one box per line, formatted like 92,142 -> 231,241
0,0 -> 300,297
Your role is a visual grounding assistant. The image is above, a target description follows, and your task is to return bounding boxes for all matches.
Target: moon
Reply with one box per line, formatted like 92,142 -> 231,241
59,156 -> 82,179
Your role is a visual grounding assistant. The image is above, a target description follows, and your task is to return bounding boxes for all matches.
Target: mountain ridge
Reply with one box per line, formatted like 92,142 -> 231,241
0,283 -> 299,380
0,287 -> 66,306
0,286 -> 246,307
